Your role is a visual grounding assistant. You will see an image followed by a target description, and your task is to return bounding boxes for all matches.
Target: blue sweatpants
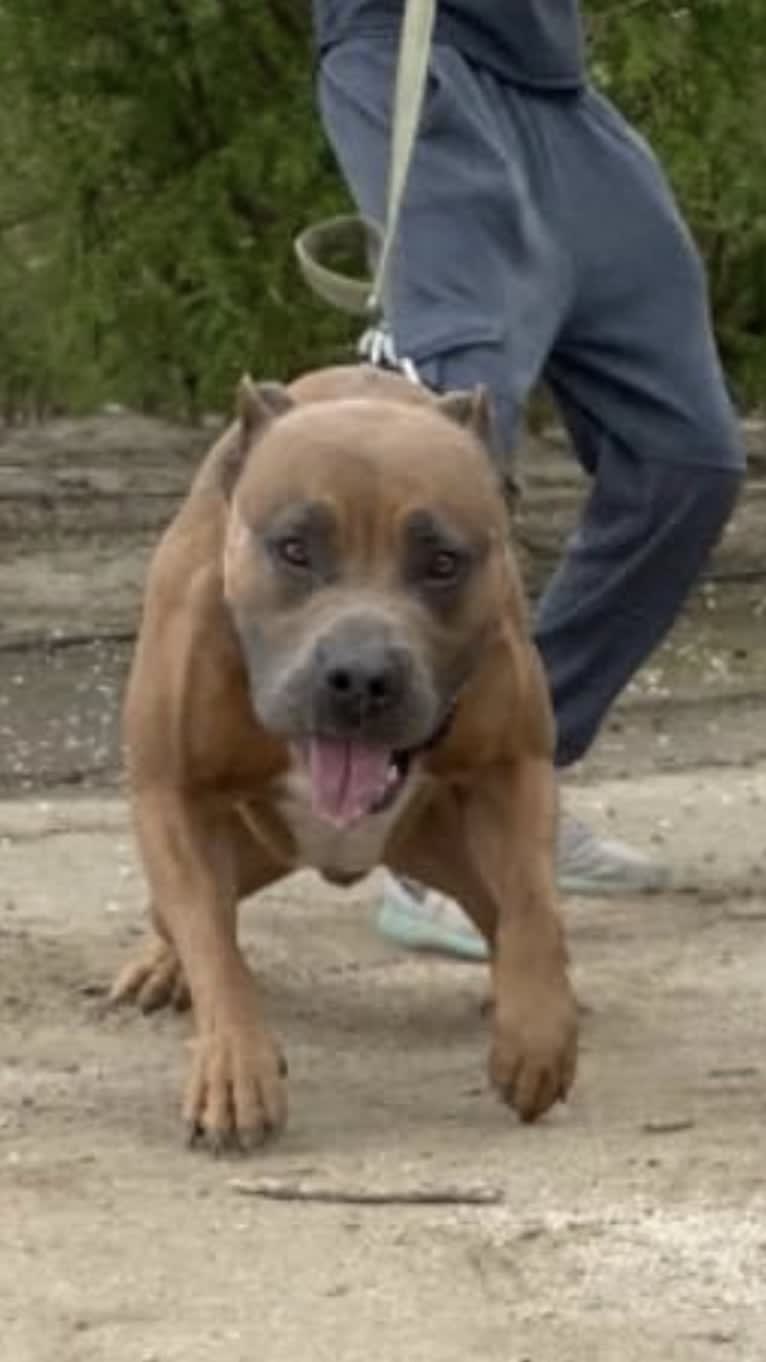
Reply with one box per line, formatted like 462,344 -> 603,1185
318,39 -> 745,765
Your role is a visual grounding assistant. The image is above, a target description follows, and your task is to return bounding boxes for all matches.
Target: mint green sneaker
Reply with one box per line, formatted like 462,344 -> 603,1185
377,814 -> 669,961
377,875 -> 490,961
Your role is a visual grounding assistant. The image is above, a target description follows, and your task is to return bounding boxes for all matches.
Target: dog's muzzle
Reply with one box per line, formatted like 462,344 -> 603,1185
287,620 -> 444,828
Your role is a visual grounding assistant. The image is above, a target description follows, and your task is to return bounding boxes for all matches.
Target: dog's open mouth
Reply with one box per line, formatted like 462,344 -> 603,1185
295,738 -> 413,827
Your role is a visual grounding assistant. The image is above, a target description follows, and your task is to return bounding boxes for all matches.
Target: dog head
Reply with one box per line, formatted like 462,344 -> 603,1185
221,371 -> 512,826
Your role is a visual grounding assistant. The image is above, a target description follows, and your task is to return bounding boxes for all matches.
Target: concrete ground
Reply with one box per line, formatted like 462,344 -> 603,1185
1,763 -> 765,1362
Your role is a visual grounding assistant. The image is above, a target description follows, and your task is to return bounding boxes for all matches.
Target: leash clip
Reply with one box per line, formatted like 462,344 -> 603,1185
358,319 -> 422,387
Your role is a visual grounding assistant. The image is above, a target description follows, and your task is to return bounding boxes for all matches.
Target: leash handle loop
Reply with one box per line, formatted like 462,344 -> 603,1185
295,0 -> 437,318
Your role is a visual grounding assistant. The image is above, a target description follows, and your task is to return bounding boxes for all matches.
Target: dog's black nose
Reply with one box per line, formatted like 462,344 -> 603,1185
317,635 -> 408,730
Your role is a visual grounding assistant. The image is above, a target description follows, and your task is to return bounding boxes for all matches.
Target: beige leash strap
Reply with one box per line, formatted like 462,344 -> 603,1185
295,0 -> 437,316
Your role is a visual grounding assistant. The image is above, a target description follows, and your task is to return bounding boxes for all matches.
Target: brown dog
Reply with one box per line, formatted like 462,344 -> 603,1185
112,364 -> 577,1150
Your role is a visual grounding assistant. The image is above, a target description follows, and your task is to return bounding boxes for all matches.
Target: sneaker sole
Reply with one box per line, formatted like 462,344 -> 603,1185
558,870 -> 670,898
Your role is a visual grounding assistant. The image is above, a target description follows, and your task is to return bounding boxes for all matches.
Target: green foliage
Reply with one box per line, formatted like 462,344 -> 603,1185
0,0 -> 763,417
0,0 -> 350,416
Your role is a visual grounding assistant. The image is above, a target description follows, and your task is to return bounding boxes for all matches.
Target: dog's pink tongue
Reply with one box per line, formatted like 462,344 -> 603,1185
307,739 -> 391,826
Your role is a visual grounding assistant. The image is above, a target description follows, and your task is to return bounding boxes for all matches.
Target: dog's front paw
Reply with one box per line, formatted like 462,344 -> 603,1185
184,1020 -> 288,1154
489,981 -> 578,1122
110,934 -> 191,1014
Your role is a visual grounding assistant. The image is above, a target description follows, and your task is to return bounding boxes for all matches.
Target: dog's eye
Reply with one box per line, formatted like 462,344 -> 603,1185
425,549 -> 462,583
276,536 -> 311,569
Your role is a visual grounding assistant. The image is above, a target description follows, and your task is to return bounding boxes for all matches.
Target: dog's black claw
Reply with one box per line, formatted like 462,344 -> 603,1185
185,1121 -> 205,1150
237,1126 -> 268,1155
208,1130 -> 228,1158
278,1053 -> 289,1079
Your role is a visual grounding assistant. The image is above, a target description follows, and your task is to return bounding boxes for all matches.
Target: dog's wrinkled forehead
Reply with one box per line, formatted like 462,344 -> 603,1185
235,396 -> 504,540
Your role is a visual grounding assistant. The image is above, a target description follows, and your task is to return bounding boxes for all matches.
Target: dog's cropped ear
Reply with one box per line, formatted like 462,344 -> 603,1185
434,385 -> 494,448
220,375 -> 294,498
238,374 -> 294,446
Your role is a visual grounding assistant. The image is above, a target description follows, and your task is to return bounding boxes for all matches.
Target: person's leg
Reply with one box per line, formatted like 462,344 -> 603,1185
407,89 -> 744,890
537,89 -> 745,769
319,43 -> 569,959
320,44 -> 594,952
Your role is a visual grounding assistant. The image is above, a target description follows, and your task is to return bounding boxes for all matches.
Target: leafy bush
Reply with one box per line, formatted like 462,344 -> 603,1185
0,0 -> 763,417
0,0 -> 350,416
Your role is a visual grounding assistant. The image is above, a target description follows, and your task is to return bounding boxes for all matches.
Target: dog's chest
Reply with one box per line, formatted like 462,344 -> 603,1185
273,766 -> 419,881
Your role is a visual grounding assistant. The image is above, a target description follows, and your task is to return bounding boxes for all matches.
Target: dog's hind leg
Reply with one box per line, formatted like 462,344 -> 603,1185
109,909 -> 192,1014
